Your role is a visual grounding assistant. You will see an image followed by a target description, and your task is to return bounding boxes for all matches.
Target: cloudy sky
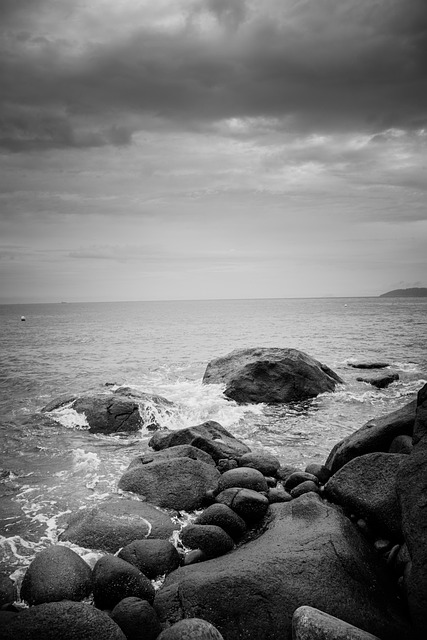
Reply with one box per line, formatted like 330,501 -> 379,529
1,0 -> 426,303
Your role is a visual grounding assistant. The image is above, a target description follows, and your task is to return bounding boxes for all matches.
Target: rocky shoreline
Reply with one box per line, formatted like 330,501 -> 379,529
1,348 -> 425,640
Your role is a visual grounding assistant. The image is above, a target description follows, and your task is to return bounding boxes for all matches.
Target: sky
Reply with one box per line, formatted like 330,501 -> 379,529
1,0 -> 426,303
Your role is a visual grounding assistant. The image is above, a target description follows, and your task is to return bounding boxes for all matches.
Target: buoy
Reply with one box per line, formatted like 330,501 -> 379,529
21,316 -> 26,321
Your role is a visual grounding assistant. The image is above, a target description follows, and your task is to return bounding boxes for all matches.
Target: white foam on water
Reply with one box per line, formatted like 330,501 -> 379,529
72,449 -> 100,474
48,406 -> 90,430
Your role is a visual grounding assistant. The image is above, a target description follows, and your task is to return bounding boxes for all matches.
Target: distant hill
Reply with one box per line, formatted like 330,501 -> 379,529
380,288 -> 427,298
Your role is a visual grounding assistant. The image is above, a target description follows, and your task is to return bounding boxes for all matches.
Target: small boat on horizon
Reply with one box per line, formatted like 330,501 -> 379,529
21,316 -> 26,321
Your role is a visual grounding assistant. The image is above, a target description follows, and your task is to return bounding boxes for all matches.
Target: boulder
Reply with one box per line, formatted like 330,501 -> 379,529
20,545 -> 92,606
113,387 -> 175,431
389,434 -> 413,454
118,540 -> 181,579
202,348 -> 343,404
154,494 -> 411,640
412,382 -> 427,444
0,600 -> 126,640
111,597 -> 162,640
217,467 -> 268,493
237,451 -> 280,476
181,524 -> 234,558
356,373 -> 399,388
118,457 -> 220,511
215,488 -> 269,523
157,618 -> 224,640
0,574 -> 17,606
348,362 -> 390,369
324,452 -> 406,540
290,481 -> 319,498
292,606 -> 382,640
304,463 -> 332,484
128,445 -> 216,470
92,555 -> 155,611
325,399 -> 417,474
284,471 -> 319,492
267,486 -> 292,503
194,504 -> 247,541
149,421 -> 251,462
59,498 -> 176,552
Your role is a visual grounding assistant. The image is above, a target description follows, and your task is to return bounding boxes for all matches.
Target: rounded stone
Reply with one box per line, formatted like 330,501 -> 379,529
92,554 -> 155,610
215,487 -> 269,523
181,524 -> 234,558
194,503 -> 247,541
268,486 -> 292,503
284,471 -> 319,492
118,539 -> 181,579
290,481 -> 320,499
217,467 -> 268,493
304,463 -> 332,485
237,452 -> 281,476
0,574 -> 17,607
111,597 -> 162,640
157,618 -> 224,639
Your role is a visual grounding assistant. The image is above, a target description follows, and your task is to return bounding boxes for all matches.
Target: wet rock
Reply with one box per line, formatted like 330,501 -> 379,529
20,545 -> 92,607
348,362 -> 390,369
412,382 -> 427,445
357,373 -> 399,389
183,550 -> 208,566
292,605 -> 382,640
118,457 -> 220,511
267,486 -> 292,503
389,434 -> 413,454
304,463 -> 332,484
127,445 -> 216,469
284,471 -> 319,492
0,600 -> 126,640
154,494 -> 411,640
217,459 -> 238,473
181,524 -> 234,558
111,597 -> 162,640
118,540 -> 181,579
237,451 -> 281,476
215,487 -> 269,523
203,347 -> 343,404
157,618 -> 224,640
59,498 -> 176,553
0,574 -> 17,607
326,399 -> 416,474
194,503 -> 247,542
148,421 -> 251,462
276,464 -> 300,481
92,555 -> 155,611
217,467 -> 268,493
290,481 -> 319,498
324,452 -> 406,540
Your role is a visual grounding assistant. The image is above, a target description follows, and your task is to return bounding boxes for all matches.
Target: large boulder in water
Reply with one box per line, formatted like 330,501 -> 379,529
202,348 -> 343,404
154,493 -> 411,640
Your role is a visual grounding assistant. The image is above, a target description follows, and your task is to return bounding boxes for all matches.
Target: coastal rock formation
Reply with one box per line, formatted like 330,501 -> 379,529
92,554 -> 155,610
111,598 -> 162,640
128,445 -> 216,469
118,540 -> 181,580
202,347 -> 343,404
154,493 -> 411,640
356,372 -> 399,388
59,498 -> 176,552
325,398 -> 416,473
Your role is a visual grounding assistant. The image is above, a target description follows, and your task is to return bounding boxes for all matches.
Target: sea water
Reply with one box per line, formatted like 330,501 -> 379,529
0,297 -> 426,584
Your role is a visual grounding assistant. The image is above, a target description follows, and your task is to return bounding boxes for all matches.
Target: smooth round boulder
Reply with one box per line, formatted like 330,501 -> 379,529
290,481 -> 320,499
181,524 -> 234,558
217,467 -> 268,493
215,487 -> 269,523
92,555 -> 155,611
237,452 -> 280,477
157,618 -> 224,639
268,486 -> 292,503
111,597 -> 162,640
194,504 -> 247,541
292,605 -> 382,640
389,435 -> 413,455
20,545 -> 92,606
0,600 -> 126,640
0,574 -> 17,606
118,540 -> 181,579
284,471 -> 319,492
304,463 -> 332,485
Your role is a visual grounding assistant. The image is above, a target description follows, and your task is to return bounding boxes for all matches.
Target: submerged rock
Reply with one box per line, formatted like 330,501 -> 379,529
357,372 -> 399,389
203,347 -> 343,404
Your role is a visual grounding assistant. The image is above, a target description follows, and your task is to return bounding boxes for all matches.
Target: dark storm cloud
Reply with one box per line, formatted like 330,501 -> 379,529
1,0 -> 426,151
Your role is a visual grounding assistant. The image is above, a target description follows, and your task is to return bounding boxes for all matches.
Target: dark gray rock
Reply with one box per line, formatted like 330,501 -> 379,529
157,618 -> 224,640
0,574 -> 17,606
237,451 -> 281,476
194,504 -> 247,541
304,463 -> 332,484
154,494 -> 411,640
128,445 -> 216,470
324,452 -> 406,540
412,382 -> 427,445
92,555 -> 155,611
149,421 -> 251,462
326,399 -> 416,474
181,524 -> 234,558
348,362 -> 390,369
0,600 -> 126,640
111,597 -> 162,640
59,498 -> 176,552
357,373 -> 399,388
20,545 -> 92,606
217,467 -> 268,493
292,606 -> 382,640
118,540 -> 181,579
203,347 -> 343,404
267,486 -> 292,503
215,487 -> 269,523
118,457 -> 220,511
290,481 -> 319,498
284,471 -> 319,492
389,434 -> 413,454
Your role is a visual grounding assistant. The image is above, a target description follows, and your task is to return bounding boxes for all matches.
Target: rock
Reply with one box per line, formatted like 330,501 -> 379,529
113,387 -> 175,431
157,618 -> 225,640
181,524 -> 234,558
92,554 -> 155,611
324,452 -> 406,540
389,434 -> 413,454
128,445 -> 216,470
194,503 -> 247,541
111,597 -> 162,640
237,452 -> 281,476
356,373 -> 399,388
292,605 -> 382,640
215,487 -> 269,523
217,467 -> 268,493
118,457 -> 220,511
284,471 -> 319,492
325,399 -> 416,474
267,486 -> 292,503
59,498 -> 176,552
183,550 -> 208,565
217,459 -> 238,473
290,481 -> 319,498
148,421 -> 251,462
0,574 -> 17,606
20,545 -> 92,606
118,540 -> 181,579
348,362 -> 390,369
304,463 -> 332,484
154,494 -> 411,640
412,382 -> 427,444
203,347 -> 343,404
0,600 -> 126,640
276,464 -> 300,481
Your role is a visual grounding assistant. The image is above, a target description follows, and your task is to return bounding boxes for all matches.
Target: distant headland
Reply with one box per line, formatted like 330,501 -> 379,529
380,287 -> 427,297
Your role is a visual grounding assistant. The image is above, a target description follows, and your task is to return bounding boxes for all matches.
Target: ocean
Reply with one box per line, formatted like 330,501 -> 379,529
1,297 -> 426,586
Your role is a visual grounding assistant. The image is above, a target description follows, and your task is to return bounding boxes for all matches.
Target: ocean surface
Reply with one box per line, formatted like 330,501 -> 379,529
1,297 -> 426,587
